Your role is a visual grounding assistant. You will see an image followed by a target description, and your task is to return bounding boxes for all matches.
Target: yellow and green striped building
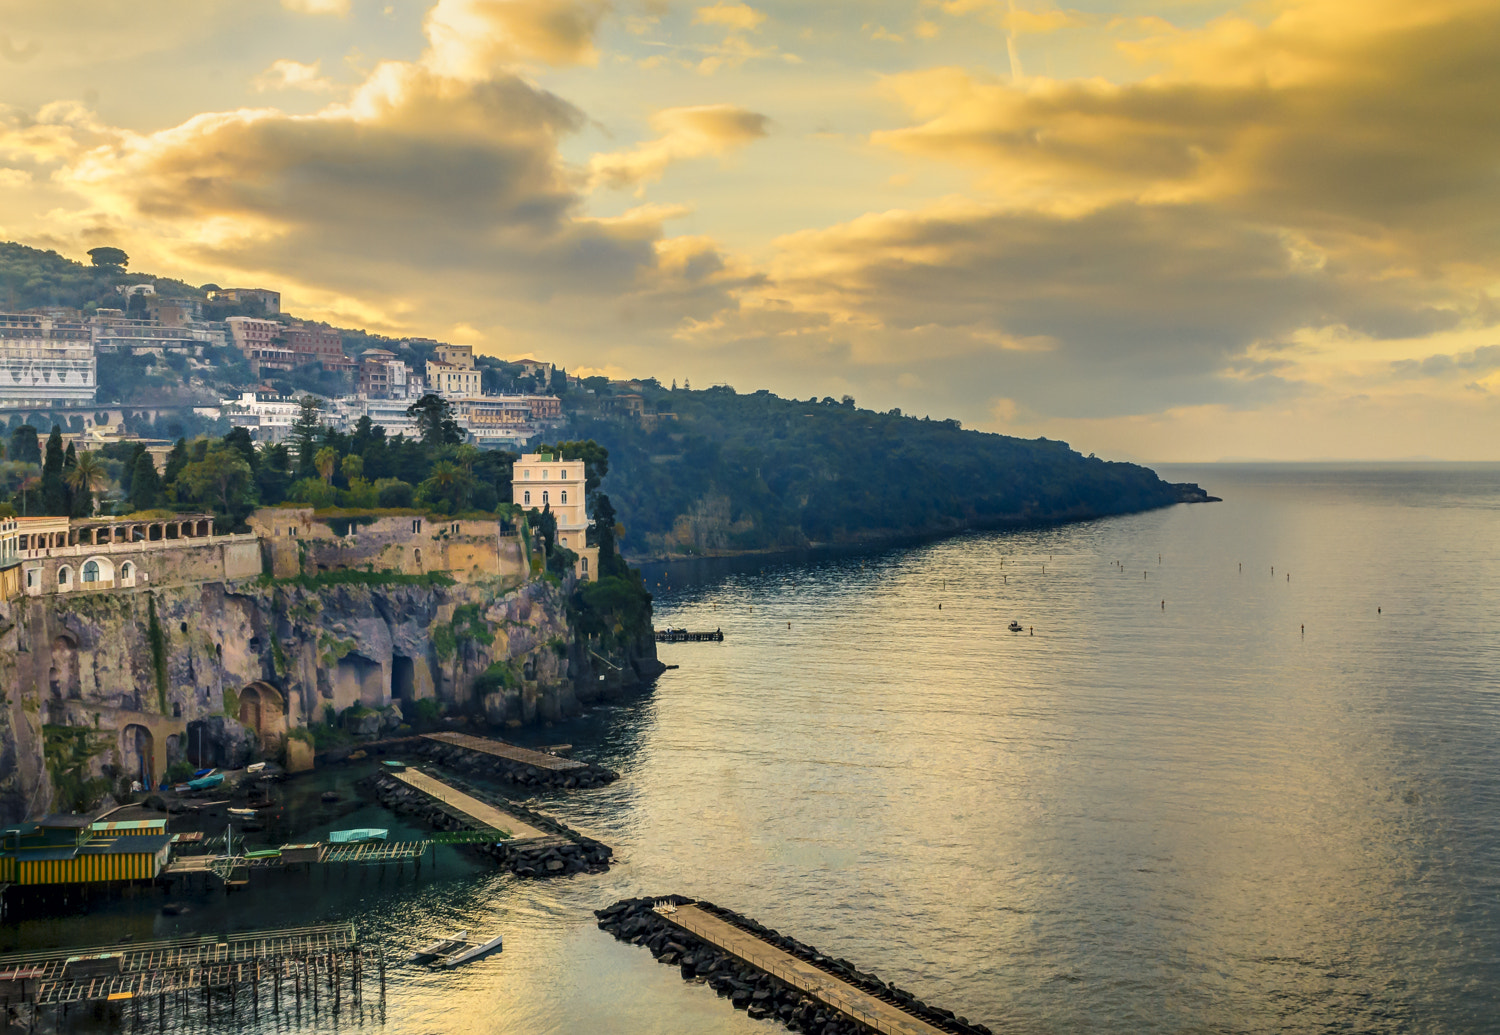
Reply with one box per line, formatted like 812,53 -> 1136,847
0,816 -> 171,887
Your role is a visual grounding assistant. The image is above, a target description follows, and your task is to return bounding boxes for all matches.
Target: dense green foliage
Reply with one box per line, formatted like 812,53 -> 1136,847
569,386 -> 1183,557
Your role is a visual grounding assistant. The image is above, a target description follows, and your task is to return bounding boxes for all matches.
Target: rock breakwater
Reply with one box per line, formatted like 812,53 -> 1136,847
371,771 -> 612,877
597,896 -> 994,1035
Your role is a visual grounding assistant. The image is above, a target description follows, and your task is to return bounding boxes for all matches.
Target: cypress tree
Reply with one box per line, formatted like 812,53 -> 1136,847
130,452 -> 163,511
40,426 -> 66,515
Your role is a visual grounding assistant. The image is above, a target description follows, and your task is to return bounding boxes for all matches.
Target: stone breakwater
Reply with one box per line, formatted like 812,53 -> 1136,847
596,897 -> 994,1035
408,737 -> 620,789
370,772 -> 612,877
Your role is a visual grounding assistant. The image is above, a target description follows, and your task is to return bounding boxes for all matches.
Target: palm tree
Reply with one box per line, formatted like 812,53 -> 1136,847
65,451 -> 108,517
315,446 -> 338,485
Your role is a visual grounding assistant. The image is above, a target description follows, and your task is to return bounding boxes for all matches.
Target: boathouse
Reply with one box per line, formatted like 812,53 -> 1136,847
0,815 -> 171,886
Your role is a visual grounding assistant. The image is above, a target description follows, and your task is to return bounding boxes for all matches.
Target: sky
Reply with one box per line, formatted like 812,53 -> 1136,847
1,0 -> 1497,461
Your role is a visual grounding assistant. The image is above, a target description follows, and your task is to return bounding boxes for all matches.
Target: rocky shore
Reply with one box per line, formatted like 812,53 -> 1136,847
371,771 -> 612,877
597,896 -> 993,1035
407,737 -> 620,789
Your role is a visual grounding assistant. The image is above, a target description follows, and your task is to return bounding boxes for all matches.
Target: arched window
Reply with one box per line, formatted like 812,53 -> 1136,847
523,490 -> 531,505
120,562 -> 133,581
542,490 -> 549,504
580,556 -> 588,573
560,491 -> 568,504
58,566 -> 72,587
83,560 -> 100,583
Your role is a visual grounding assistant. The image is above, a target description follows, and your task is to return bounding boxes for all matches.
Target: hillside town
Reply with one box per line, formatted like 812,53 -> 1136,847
0,279 -> 660,453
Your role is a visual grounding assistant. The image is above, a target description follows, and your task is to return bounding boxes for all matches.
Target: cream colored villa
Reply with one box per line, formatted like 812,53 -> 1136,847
513,452 -> 599,580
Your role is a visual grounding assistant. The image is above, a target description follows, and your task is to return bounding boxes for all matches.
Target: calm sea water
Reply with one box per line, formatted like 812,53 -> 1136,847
7,463 -> 1499,1034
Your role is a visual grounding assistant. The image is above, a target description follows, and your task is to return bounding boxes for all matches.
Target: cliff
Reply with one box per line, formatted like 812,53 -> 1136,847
0,572 -> 661,825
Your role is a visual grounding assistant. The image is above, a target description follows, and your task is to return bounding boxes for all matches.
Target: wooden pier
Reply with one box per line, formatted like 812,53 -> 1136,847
391,769 -> 544,839
660,904 -> 950,1035
655,628 -> 725,642
421,731 -> 587,772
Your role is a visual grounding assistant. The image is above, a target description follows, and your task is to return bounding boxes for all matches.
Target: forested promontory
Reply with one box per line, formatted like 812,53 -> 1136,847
568,386 -> 1205,560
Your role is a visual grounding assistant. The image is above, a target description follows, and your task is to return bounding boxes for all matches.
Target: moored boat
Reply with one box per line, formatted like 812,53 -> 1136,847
440,933 -> 503,968
407,931 -> 468,964
328,828 -> 388,844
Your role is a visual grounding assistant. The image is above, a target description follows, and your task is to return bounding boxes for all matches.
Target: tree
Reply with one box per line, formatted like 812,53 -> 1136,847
540,439 -> 609,495
533,502 -> 557,556
9,425 -> 40,465
340,454 -> 364,484
65,451 -> 107,517
418,460 -> 471,513
406,394 -> 463,447
223,426 -> 258,471
255,443 -> 293,505
87,246 -> 129,271
40,426 -> 66,515
290,396 -> 324,477
130,451 -> 164,510
163,438 -> 190,485
315,445 -> 338,484
175,444 -> 255,522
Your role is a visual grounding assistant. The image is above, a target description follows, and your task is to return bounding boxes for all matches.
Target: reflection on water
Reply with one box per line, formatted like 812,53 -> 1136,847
8,464 -> 1500,1033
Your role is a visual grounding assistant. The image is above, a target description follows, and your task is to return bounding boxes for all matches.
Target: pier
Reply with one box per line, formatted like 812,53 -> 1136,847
663,904 -> 949,1035
0,923 -> 376,1026
655,628 -> 724,642
421,731 -> 587,772
390,769 -> 543,839
598,898 -> 994,1035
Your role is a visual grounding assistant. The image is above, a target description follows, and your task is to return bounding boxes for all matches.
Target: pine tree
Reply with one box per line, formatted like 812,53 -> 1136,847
130,452 -> 163,511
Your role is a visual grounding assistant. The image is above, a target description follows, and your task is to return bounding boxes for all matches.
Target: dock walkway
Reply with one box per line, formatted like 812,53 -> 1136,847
391,769 -> 546,840
421,732 -> 586,773
662,904 -> 949,1035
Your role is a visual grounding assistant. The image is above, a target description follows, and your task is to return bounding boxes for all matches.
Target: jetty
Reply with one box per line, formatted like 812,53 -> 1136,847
655,628 -> 724,642
412,731 -> 619,789
372,767 -> 613,877
0,923 -> 378,1027
598,897 -> 994,1035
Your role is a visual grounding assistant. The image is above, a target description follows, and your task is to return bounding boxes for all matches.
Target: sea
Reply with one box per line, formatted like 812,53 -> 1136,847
5,462 -> 1498,1034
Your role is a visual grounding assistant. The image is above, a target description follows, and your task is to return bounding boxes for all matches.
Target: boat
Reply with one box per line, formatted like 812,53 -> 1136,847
320,791 -> 341,803
328,828 -> 388,844
406,931 -> 468,964
192,768 -> 215,778
381,760 -> 408,771
243,848 -> 282,860
1008,621 -> 1024,632
227,807 -> 257,818
247,762 -> 266,774
440,933 -> 503,968
187,772 -> 225,791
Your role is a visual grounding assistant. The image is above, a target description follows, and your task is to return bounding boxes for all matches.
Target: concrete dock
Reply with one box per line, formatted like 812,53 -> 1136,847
421,731 -> 587,772
391,769 -> 547,840
662,904 -> 952,1035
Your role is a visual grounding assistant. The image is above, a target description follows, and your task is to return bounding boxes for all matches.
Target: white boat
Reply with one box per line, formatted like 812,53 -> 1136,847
247,762 -> 266,774
407,931 -> 467,964
440,933 -> 503,968
227,807 -> 257,818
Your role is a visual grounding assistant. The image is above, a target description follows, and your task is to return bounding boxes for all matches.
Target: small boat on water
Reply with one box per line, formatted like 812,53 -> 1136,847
1008,620 -> 1024,632
321,791 -> 341,803
440,933 -> 503,968
247,762 -> 266,774
329,828 -> 388,844
187,772 -> 225,791
407,931 -> 468,964
381,760 -> 407,771
227,807 -> 257,818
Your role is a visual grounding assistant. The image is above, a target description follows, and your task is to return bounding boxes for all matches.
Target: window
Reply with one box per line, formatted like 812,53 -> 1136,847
26,569 -> 35,588
561,469 -> 567,478
560,491 -> 568,504
83,561 -> 100,583
580,557 -> 588,573
412,519 -> 423,533
523,490 -> 531,505
58,566 -> 71,586
524,469 -> 531,479
120,563 -> 132,581
542,491 -> 549,504
542,469 -> 549,479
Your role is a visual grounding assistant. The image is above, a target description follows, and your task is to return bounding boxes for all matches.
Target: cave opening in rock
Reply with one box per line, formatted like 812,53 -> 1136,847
392,654 -> 416,704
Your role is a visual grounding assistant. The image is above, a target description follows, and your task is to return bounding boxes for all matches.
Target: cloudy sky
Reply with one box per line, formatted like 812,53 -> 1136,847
2,0 -> 1497,460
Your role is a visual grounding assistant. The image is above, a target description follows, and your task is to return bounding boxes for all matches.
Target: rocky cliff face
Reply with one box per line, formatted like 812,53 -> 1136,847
0,573 -> 661,825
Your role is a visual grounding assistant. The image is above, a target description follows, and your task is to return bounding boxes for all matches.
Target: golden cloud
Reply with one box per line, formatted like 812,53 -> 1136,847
589,104 -> 769,190
422,0 -> 609,75
693,2 -> 765,32
253,59 -> 336,93
281,0 -> 350,14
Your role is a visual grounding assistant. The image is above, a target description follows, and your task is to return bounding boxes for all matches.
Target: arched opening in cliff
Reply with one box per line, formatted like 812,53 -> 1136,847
121,724 -> 154,786
335,653 -> 385,709
50,635 -> 80,699
238,682 -> 287,747
392,655 -> 416,704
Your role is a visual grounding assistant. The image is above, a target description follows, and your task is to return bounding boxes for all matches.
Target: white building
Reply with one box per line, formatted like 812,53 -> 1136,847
221,390 -> 302,442
513,451 -> 598,580
0,312 -> 97,405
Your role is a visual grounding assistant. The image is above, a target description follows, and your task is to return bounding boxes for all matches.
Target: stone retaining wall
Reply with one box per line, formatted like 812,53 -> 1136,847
596,897 -> 994,1035
371,771 -> 612,877
408,737 -> 620,790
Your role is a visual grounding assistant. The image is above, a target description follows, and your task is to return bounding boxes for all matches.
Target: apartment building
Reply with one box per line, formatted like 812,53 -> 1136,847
0,312 -> 97,405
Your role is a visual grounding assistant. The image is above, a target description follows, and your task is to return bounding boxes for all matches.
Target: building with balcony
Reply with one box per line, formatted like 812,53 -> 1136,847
0,312 -> 97,405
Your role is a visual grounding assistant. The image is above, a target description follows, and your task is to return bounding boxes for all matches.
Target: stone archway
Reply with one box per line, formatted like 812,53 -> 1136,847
121,724 -> 154,786
238,682 -> 287,747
